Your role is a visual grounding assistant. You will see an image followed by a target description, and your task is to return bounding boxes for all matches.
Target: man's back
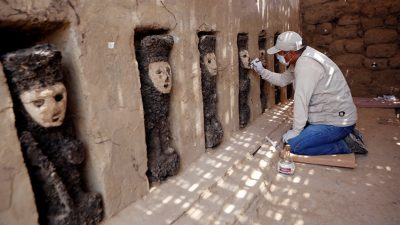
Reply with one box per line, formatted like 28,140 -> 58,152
295,46 -> 357,127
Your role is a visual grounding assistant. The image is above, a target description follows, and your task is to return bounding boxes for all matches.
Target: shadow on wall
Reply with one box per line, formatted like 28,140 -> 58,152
0,25 -> 63,56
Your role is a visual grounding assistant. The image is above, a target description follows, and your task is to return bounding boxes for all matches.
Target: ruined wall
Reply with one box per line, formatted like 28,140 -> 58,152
0,0 -> 299,224
301,0 -> 400,97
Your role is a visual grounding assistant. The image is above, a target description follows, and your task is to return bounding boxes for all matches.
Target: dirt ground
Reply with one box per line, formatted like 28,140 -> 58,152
102,106 -> 400,225
245,107 -> 400,225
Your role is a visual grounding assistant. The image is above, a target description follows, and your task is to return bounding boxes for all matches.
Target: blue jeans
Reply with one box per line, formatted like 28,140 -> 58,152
287,124 -> 355,155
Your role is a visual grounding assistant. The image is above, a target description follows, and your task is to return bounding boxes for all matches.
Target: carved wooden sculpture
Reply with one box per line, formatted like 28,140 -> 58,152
258,31 -> 268,112
237,34 -> 251,128
274,32 -> 282,104
2,44 -> 103,225
198,34 -> 223,148
136,34 -> 180,182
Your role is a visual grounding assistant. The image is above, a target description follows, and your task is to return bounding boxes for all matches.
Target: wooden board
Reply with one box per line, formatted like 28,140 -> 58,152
290,153 -> 357,168
353,97 -> 400,108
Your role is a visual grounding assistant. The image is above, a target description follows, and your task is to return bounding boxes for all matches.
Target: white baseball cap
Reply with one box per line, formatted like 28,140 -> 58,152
267,31 -> 303,55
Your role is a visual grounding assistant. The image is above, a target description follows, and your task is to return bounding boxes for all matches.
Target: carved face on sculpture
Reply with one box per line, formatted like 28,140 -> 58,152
19,83 -> 67,128
259,49 -> 267,67
149,61 -> 172,94
239,50 -> 250,69
259,49 -> 266,59
203,53 -> 217,76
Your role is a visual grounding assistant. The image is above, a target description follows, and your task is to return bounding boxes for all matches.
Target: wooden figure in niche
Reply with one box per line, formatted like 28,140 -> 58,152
259,31 -> 268,112
198,34 -> 223,148
237,34 -> 251,128
136,34 -> 180,182
2,44 -> 103,225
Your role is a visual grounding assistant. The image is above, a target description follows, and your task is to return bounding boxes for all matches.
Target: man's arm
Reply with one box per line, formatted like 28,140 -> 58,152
251,58 -> 294,87
259,69 -> 294,87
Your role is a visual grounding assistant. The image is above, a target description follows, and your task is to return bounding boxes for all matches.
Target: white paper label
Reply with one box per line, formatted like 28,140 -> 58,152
108,42 -> 115,49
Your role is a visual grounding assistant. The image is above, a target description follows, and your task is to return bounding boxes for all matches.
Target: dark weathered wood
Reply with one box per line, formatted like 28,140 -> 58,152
136,34 -> 180,182
198,34 -> 223,148
237,33 -> 250,128
259,31 -> 268,113
2,44 -> 103,225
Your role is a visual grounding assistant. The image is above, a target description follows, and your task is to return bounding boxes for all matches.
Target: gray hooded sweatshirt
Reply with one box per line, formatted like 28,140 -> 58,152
259,46 -> 357,133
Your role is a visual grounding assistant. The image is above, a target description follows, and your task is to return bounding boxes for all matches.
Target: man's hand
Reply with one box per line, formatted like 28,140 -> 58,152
282,129 -> 300,143
250,58 -> 265,75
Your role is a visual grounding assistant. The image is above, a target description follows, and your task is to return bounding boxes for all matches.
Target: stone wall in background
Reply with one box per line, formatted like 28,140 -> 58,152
301,0 -> 400,97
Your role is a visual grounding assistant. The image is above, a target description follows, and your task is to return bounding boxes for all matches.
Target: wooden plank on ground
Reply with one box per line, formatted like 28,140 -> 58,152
290,153 -> 357,168
353,97 -> 400,108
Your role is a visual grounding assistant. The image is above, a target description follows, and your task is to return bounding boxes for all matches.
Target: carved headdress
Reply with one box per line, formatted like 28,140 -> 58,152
137,34 -> 174,64
258,31 -> 267,50
2,43 -> 63,94
198,35 -> 216,54
237,34 -> 248,51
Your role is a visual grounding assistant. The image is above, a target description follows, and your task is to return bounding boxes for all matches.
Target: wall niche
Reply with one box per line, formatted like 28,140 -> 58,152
0,25 -> 104,225
134,29 -> 180,183
198,32 -> 224,149
258,30 -> 268,113
237,33 -> 251,128
273,32 -> 282,105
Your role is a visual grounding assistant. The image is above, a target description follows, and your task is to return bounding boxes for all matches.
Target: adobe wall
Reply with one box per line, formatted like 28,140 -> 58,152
0,0 -> 299,224
301,0 -> 400,97
0,65 -> 39,225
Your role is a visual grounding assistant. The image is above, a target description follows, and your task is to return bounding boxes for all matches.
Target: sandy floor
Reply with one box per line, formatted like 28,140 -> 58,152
103,106 -> 400,225
246,107 -> 400,225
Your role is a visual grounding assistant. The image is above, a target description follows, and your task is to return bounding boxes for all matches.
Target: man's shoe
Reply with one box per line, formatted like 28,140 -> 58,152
345,131 -> 368,154
353,128 -> 365,144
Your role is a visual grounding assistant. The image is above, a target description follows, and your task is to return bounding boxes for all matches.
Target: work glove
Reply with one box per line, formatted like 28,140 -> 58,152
250,58 -> 265,75
282,129 -> 300,143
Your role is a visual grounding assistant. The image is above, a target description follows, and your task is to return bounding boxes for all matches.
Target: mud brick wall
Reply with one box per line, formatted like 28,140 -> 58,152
301,0 -> 400,97
0,1 -> 300,224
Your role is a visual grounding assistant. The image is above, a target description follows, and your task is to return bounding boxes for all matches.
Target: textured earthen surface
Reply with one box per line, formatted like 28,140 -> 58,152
301,0 -> 400,97
241,108 -> 400,225
0,0 -> 68,29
